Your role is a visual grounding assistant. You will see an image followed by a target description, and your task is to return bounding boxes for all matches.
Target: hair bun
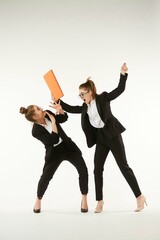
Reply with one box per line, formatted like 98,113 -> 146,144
19,107 -> 27,114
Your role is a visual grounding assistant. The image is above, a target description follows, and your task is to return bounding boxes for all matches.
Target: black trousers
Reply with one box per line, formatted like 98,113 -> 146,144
94,134 -> 141,200
37,142 -> 88,199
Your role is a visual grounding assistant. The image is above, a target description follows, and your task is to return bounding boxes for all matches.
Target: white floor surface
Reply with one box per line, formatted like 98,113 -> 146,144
1,207 -> 160,240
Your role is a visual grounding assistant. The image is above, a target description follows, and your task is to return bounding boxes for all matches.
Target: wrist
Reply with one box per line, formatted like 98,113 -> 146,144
59,109 -> 64,114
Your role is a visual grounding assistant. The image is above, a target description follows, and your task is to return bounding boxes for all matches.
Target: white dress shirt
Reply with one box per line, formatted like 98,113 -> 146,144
87,99 -> 105,128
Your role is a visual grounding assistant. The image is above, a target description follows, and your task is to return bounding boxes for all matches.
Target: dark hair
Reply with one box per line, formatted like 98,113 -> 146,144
19,105 -> 36,122
79,77 -> 97,99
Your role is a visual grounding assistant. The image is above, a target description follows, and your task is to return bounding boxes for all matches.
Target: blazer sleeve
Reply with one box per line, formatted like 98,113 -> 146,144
46,110 -> 68,123
32,124 -> 60,147
106,73 -> 128,101
60,100 -> 83,114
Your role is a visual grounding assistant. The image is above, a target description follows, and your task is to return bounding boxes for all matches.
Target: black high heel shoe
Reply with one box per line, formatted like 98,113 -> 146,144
81,207 -> 88,213
33,208 -> 41,213
81,202 -> 88,213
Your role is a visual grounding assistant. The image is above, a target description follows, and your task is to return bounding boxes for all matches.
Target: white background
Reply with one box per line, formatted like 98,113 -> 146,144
0,0 -> 159,219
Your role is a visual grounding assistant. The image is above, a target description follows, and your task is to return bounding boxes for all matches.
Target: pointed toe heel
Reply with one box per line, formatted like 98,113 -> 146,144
135,196 -> 147,212
95,201 -> 104,213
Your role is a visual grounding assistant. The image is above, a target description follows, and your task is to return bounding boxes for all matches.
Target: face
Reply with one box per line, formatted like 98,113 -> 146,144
79,88 -> 93,104
32,105 -> 46,122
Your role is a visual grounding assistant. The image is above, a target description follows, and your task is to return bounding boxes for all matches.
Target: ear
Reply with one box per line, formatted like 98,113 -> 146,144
32,114 -> 37,121
89,90 -> 92,96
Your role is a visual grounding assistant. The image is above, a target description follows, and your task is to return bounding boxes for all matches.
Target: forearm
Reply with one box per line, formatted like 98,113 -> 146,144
107,73 -> 128,101
60,100 -> 82,113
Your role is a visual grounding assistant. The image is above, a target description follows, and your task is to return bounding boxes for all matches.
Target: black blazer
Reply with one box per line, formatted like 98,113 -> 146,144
32,110 -> 82,162
60,73 -> 128,148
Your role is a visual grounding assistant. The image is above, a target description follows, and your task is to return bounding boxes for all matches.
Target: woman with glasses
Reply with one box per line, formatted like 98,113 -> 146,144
51,63 -> 146,213
20,105 -> 88,213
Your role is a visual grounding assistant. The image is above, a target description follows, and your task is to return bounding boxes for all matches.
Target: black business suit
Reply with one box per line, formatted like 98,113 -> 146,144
32,110 -> 88,199
60,73 -> 141,200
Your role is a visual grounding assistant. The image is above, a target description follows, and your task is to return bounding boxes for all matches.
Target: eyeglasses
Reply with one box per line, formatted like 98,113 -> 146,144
78,91 -> 89,98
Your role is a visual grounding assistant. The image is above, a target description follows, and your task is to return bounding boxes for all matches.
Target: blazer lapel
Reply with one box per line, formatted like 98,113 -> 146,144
95,96 -> 102,118
81,103 -> 88,128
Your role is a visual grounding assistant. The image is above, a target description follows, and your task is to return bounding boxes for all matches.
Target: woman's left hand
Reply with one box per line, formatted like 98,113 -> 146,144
121,63 -> 128,75
49,100 -> 64,115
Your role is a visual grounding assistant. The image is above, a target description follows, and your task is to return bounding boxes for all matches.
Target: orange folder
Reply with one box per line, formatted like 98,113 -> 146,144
43,69 -> 64,101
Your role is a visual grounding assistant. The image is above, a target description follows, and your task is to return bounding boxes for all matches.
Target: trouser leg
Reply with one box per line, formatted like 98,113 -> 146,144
37,158 -> 62,199
110,135 -> 141,198
67,152 -> 88,194
94,144 -> 110,201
